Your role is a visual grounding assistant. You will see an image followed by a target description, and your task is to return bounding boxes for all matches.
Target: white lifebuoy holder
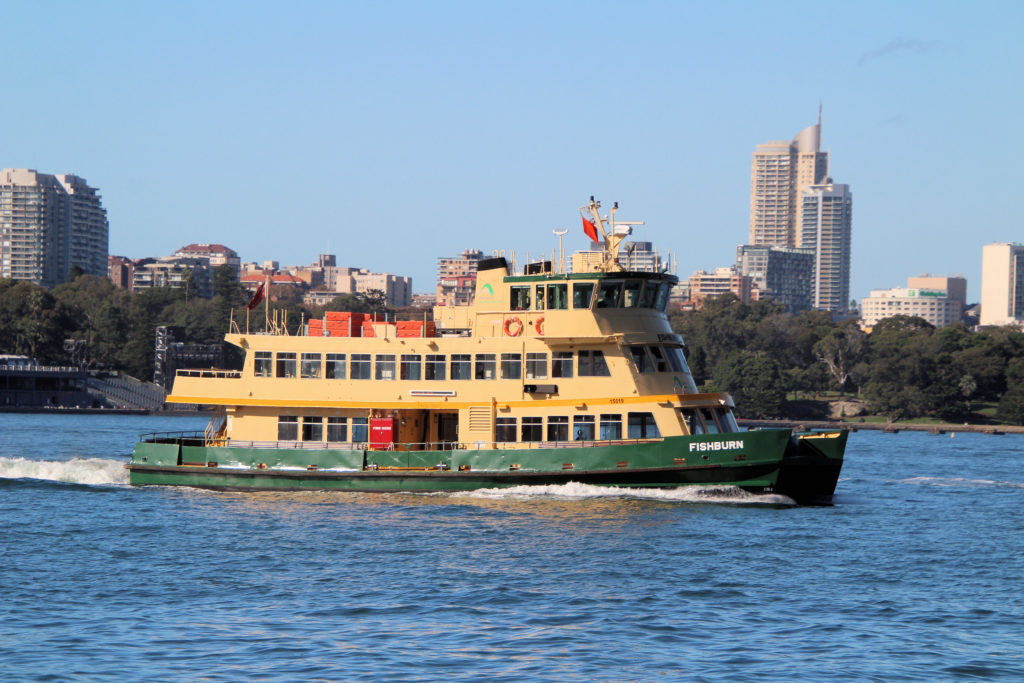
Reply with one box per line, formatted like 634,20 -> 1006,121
504,316 -> 523,337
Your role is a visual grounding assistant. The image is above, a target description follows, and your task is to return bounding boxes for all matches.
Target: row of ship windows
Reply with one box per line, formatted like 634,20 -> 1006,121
509,280 -> 672,312
254,345 -> 691,381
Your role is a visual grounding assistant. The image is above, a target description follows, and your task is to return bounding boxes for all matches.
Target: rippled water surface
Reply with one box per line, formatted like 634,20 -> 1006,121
2,413 -> 1022,681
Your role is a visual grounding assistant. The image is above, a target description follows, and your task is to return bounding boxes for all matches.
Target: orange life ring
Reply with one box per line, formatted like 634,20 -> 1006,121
504,316 -> 523,337
535,317 -> 545,336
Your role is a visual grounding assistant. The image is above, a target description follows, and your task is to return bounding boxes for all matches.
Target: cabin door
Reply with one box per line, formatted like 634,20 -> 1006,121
437,413 -> 459,450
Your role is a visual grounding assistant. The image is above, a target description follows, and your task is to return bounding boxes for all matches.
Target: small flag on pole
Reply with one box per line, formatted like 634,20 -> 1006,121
246,280 -> 266,310
582,215 -> 599,242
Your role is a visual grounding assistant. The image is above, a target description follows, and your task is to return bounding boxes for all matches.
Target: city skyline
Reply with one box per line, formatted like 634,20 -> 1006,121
2,2 -> 1022,303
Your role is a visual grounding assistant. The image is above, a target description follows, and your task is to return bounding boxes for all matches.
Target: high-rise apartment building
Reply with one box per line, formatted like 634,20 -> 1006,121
750,119 -> 828,248
801,182 -> 852,312
735,244 -> 815,313
0,169 -> 108,287
980,242 -> 1024,327
437,249 -> 484,305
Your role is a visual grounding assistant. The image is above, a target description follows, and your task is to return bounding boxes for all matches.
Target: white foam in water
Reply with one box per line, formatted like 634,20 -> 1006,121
455,481 -> 795,505
900,476 -> 1024,489
0,457 -> 128,486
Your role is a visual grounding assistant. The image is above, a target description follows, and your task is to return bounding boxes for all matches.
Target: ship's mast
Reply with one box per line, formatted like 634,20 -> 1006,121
581,197 -> 644,272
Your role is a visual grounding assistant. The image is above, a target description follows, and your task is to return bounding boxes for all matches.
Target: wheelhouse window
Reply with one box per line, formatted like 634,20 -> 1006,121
401,354 -> 421,380
501,353 -> 521,380
352,417 -> 369,443
699,408 -> 721,434
596,281 -> 622,308
574,415 -> 595,440
254,351 -> 272,377
535,285 -> 545,310
277,416 -> 298,441
425,354 -> 446,381
325,353 -> 346,379
623,280 -> 643,307
475,354 -> 496,380
510,286 -> 531,311
552,351 -> 573,378
719,408 -> 739,433
639,282 -> 657,309
664,346 -> 690,374
681,408 -> 705,435
628,412 -> 661,439
302,416 -> 323,441
450,354 -> 471,380
276,352 -> 297,378
599,414 -> 622,440
350,354 -> 371,380
573,282 -> 595,309
546,283 -> 568,310
577,350 -> 611,377
327,417 -> 348,442
495,417 -> 516,443
654,282 -> 671,312
525,353 -> 548,379
375,354 -> 396,380
629,346 -> 653,373
647,346 -> 669,372
521,417 -> 543,442
547,416 -> 569,442
301,353 -> 322,379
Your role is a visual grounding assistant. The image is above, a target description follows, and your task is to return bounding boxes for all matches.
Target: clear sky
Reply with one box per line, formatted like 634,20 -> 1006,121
3,0 -> 1022,302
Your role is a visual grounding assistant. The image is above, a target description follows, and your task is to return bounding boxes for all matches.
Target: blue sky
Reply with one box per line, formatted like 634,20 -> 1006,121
2,1 -> 1022,302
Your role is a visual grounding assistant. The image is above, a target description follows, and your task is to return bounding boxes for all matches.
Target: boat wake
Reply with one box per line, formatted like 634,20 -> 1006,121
899,476 -> 1024,490
455,481 -> 796,506
0,457 -> 128,486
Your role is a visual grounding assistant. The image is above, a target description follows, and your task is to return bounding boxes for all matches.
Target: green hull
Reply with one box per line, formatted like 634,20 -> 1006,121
129,429 -> 846,504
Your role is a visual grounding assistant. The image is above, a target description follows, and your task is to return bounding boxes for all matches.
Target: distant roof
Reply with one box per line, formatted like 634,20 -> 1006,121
241,273 -> 305,285
176,243 -> 238,257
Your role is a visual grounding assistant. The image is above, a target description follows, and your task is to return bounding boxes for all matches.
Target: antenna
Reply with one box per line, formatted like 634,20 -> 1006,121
553,229 -> 568,273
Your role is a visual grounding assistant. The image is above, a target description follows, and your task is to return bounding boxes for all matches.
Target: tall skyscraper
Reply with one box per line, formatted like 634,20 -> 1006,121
801,182 -> 852,312
0,168 -> 109,288
750,116 -> 828,248
980,242 -> 1024,326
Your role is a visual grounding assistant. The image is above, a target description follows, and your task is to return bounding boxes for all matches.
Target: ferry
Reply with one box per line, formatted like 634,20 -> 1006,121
129,199 -> 846,504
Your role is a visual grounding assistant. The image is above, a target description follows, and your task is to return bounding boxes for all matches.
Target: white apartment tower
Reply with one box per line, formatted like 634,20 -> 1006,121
750,117 -> 829,248
801,182 -> 852,312
980,242 -> 1024,326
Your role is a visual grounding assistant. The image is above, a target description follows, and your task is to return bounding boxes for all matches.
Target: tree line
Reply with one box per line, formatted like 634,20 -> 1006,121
669,294 -> 1024,425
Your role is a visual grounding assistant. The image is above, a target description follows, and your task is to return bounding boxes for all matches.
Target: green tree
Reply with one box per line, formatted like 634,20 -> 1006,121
712,350 -> 787,418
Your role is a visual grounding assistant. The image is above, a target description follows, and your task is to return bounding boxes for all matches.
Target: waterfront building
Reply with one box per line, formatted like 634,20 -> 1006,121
735,244 -> 815,313
0,168 -> 109,288
860,276 -> 967,328
800,181 -> 852,312
437,249 -> 484,305
750,118 -> 828,249
980,242 -> 1024,327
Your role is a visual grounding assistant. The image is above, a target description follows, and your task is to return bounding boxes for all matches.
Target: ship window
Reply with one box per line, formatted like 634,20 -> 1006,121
647,346 -> 668,372
573,415 -> 595,441
599,414 -> 622,440
521,416 -> 543,442
525,352 -> 548,379
510,286 -> 531,311
302,416 -> 323,441
623,280 -> 643,307
628,412 -> 661,439
547,416 -> 569,442
629,345 -> 653,373
546,283 -> 568,310
254,351 -> 272,377
350,354 -> 371,380
475,354 -> 496,380
301,353 -> 322,379
680,408 -> 705,435
664,346 -> 688,373
719,408 -> 739,433
552,351 -> 573,378
352,417 -> 369,443
277,415 -> 298,441
699,408 -> 721,434
495,417 -> 516,443
535,285 -> 545,310
325,353 -> 346,379
327,417 -> 348,442
596,281 -> 622,308
276,352 -> 297,378
655,283 -> 671,312
573,282 -> 595,309
639,281 -> 657,309
577,350 -> 611,377
425,354 -> 446,381
401,354 -> 421,380
501,353 -> 521,380
375,354 -> 396,380
450,354 -> 471,380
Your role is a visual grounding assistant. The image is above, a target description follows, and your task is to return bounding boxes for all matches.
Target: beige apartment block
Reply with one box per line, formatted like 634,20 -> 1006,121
860,277 -> 966,328
980,242 -> 1024,327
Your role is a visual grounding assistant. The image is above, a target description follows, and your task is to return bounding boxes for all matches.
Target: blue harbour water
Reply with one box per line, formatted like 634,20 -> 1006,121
1,413 -> 1022,681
